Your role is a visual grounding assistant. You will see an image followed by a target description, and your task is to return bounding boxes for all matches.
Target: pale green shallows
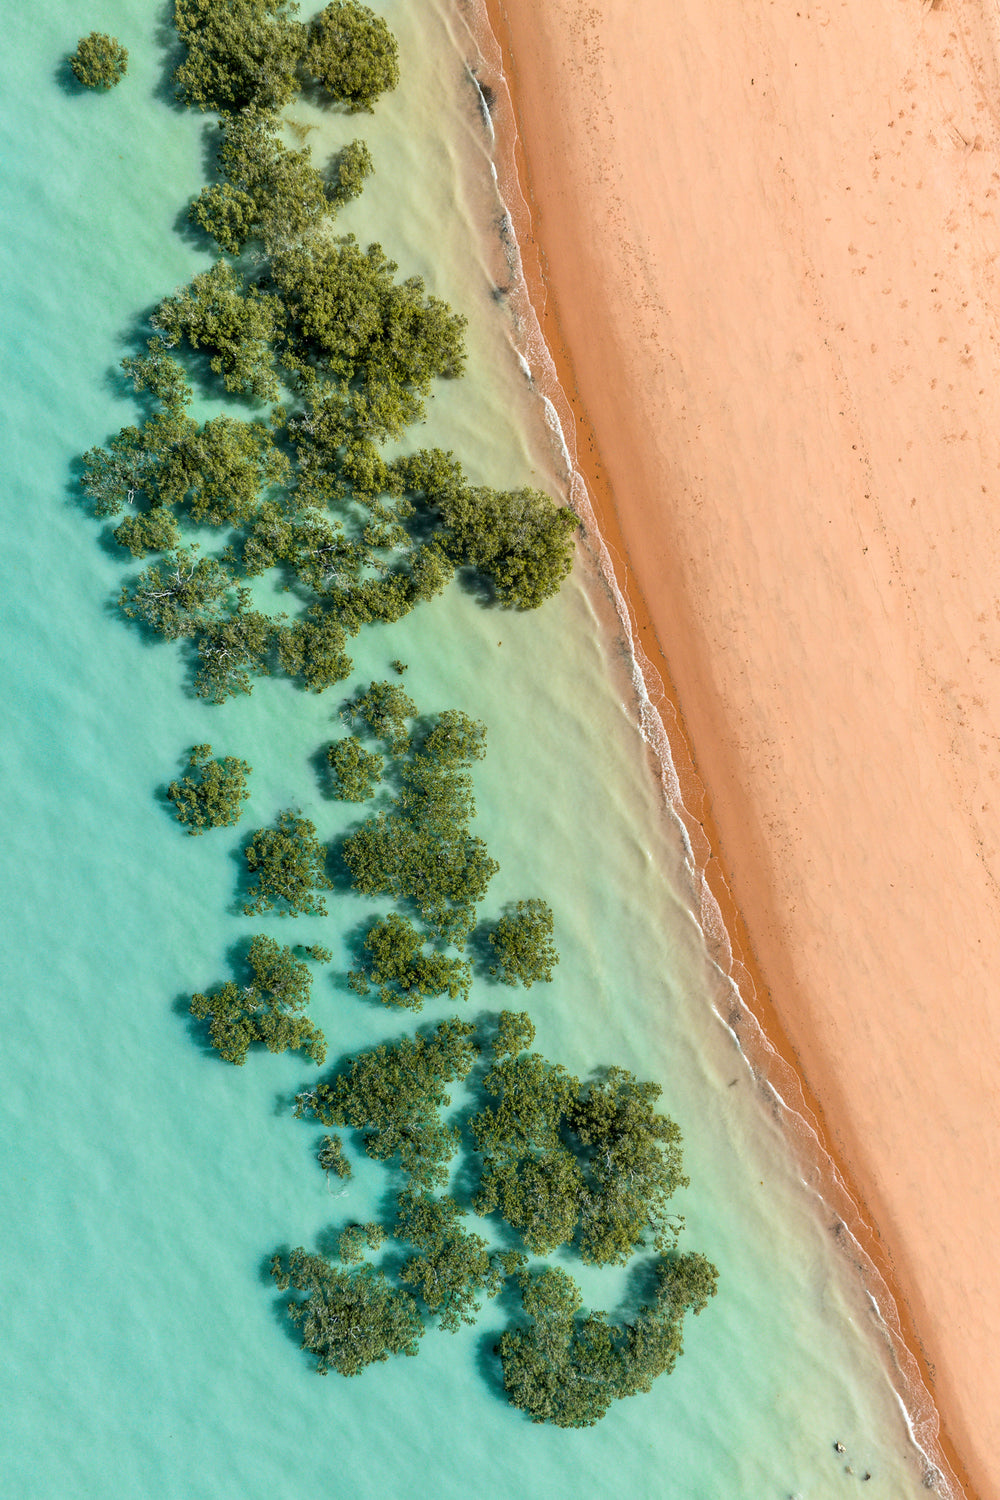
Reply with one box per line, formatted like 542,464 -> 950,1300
0,3 -> 932,1496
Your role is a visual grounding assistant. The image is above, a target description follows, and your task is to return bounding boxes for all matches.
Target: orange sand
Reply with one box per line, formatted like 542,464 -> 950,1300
484,1 -> 1000,1494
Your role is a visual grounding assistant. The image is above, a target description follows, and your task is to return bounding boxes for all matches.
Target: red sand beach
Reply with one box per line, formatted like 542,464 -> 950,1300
483,0 -> 1000,1494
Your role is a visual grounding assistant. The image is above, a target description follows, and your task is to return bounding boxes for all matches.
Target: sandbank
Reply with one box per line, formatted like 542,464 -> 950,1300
480,0 -> 1000,1494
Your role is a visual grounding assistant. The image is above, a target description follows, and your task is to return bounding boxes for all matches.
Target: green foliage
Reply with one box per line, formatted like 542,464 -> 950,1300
190,934 -> 329,1064
264,508 -> 363,594
317,1134 -> 351,1178
194,608 -> 278,703
327,736 -> 383,801
436,484 -> 579,610
348,913 -> 471,1009
569,1067 -> 689,1265
271,1247 -> 423,1375
497,1266 -> 616,1427
121,343 -> 193,412
167,743 -> 251,833
395,1191 -> 525,1332
392,447 -> 577,607
70,32 -> 128,89
329,138 -> 374,206
119,547 -> 235,641
152,261 -> 284,403
398,749 -> 476,835
155,414 -> 289,526
488,899 -> 558,988
271,235 -> 466,438
497,1254 -> 718,1427
276,606 -> 353,691
343,679 -> 415,753
173,0 -> 305,114
304,1 -> 399,112
190,112 -> 336,255
471,1021 -> 689,1263
341,698 -> 496,945
343,815 -> 497,947
243,809 -> 332,916
112,508 -> 182,558
419,709 -> 486,767
337,1221 -> 386,1264
80,400 -> 197,520
294,1017 -> 477,1189
494,1009 -> 536,1059
81,427 -> 157,518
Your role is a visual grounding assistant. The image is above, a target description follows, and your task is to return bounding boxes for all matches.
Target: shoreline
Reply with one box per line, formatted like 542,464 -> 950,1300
472,0 -> 987,1494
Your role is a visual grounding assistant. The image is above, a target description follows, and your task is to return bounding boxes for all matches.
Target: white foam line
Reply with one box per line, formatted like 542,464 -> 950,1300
465,64 -> 496,144
450,2 -> 959,1493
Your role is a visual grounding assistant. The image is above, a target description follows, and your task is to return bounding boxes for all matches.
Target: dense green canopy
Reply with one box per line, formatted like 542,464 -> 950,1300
276,605 -> 353,691
242,809 -> 332,915
173,0 -> 306,114
342,679 -> 416,753
113,508 -> 182,558
471,1018 -> 690,1263
190,934 -> 329,1063
488,899 -> 559,987
70,32 -> 128,89
119,547 -> 236,641
152,261 -> 284,403
304,1 -> 399,112
327,735 -> 383,800
341,699 -> 497,945
497,1255 -> 718,1427
396,1191 -> 525,1332
190,112 -> 337,255
167,743 -> 251,833
294,1017 -> 477,1188
271,1248 -> 423,1375
271,236 -> 467,437
155,413 -> 289,526
348,913 -> 471,1009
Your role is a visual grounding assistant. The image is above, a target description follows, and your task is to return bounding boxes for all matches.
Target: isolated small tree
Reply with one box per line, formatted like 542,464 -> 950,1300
488,899 -> 558,987
189,934 -> 329,1064
70,32 -> 128,89
167,744 -> 251,833
304,1 -> 399,112
317,1135 -> 351,1179
243,810 -> 332,916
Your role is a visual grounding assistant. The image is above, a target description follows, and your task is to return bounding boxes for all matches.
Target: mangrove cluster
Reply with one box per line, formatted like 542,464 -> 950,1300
72,0 -> 717,1431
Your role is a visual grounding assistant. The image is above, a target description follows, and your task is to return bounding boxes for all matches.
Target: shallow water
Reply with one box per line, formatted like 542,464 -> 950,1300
0,4 -> 939,1496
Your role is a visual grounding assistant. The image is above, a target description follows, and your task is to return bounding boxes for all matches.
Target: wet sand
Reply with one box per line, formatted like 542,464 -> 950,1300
483,0 -> 1000,1493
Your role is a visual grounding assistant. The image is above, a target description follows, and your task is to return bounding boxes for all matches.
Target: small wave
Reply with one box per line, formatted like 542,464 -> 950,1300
450,2 -> 962,1493
465,64 -> 496,144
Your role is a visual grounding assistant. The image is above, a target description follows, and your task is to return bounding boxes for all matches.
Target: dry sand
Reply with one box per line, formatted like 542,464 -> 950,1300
482,0 -> 1000,1493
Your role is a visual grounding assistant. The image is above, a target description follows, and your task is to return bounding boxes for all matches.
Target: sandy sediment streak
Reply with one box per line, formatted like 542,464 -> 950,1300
459,0 -> 1000,1494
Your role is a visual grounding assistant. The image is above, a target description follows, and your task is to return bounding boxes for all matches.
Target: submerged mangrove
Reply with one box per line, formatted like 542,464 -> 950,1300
71,0 -> 716,1428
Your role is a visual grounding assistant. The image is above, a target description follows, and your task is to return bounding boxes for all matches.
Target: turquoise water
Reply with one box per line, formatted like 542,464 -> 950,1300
1,3 -> 942,1496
